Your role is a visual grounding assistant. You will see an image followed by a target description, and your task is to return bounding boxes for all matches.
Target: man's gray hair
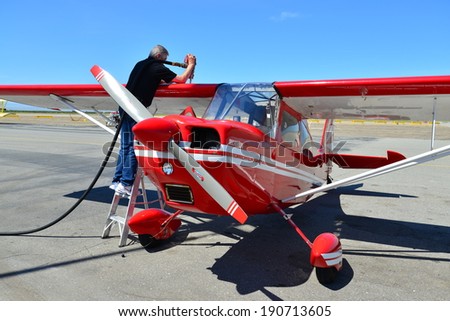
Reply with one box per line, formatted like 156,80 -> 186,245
149,45 -> 169,58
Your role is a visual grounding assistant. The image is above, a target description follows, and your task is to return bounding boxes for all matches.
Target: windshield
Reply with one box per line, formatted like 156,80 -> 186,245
203,83 -> 278,135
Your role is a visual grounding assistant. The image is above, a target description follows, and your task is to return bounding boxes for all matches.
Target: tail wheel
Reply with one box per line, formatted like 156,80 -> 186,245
316,266 -> 338,285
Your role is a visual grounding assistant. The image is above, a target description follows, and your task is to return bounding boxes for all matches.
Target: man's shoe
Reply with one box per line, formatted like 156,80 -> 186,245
115,183 -> 132,197
109,182 -> 119,191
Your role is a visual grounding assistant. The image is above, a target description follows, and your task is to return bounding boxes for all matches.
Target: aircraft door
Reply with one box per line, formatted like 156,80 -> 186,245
280,110 -> 302,150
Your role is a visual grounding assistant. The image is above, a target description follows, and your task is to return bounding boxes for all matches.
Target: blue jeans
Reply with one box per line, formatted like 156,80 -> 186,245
112,108 -> 137,187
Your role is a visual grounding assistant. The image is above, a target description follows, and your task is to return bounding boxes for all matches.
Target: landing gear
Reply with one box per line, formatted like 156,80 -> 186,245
327,175 -> 333,184
128,209 -> 183,248
273,204 -> 343,285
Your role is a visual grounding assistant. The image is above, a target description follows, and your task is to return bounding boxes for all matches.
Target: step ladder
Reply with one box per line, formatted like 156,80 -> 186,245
101,168 -> 162,247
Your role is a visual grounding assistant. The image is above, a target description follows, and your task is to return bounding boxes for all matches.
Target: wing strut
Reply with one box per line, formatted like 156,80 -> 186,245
50,94 -> 116,135
431,97 -> 437,150
282,142 -> 450,202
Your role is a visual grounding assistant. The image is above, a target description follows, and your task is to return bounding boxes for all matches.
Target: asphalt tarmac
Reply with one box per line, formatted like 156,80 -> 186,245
0,116 -> 449,301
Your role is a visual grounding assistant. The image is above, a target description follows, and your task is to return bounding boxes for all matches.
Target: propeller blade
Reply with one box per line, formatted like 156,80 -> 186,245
168,140 -> 248,224
91,65 -> 247,223
90,65 -> 153,122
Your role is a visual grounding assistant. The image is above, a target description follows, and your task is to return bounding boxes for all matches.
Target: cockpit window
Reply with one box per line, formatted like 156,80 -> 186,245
281,111 -> 300,146
280,111 -> 312,151
203,83 -> 278,136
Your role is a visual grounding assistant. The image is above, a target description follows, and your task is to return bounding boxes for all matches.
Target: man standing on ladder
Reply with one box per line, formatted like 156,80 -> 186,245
110,44 -> 196,196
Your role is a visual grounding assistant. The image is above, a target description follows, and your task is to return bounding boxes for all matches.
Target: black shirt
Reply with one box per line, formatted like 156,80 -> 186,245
126,57 -> 177,107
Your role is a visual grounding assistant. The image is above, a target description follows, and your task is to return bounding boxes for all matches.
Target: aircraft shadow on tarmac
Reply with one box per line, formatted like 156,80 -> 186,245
166,184 -> 449,298
65,184 -> 450,299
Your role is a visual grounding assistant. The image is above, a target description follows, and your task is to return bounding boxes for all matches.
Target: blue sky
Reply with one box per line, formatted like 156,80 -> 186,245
1,0 -> 450,109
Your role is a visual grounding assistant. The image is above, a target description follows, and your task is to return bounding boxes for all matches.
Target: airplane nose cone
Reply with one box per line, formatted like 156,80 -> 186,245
133,117 -> 180,151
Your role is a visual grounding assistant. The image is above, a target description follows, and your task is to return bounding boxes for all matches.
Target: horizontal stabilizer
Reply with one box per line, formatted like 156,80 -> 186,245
283,142 -> 450,203
329,150 -> 406,169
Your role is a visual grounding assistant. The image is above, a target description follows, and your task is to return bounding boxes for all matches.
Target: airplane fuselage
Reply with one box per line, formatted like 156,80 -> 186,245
134,114 -> 327,216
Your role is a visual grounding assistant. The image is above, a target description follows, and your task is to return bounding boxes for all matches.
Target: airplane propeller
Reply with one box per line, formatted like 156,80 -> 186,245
167,139 -> 248,224
91,65 -> 248,224
90,65 -> 153,122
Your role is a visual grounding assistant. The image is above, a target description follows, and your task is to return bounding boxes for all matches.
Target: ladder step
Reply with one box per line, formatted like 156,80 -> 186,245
109,215 -> 125,225
102,168 -> 166,246
102,168 -> 157,246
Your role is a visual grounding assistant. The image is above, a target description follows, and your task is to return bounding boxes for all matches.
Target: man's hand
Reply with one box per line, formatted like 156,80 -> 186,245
184,54 -> 197,66
172,54 -> 196,84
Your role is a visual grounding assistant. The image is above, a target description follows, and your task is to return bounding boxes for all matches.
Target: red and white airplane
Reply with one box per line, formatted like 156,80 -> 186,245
1,65 -> 450,284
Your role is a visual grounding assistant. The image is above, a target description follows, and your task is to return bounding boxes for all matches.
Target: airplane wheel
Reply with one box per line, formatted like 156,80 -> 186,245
138,234 -> 158,248
316,266 -> 338,285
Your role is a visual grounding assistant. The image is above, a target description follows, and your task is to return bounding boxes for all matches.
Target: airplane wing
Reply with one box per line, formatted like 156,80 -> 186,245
0,83 -> 218,115
274,75 -> 450,121
274,75 -> 450,203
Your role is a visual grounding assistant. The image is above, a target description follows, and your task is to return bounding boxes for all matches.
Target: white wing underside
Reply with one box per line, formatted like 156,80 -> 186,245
284,94 -> 450,121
